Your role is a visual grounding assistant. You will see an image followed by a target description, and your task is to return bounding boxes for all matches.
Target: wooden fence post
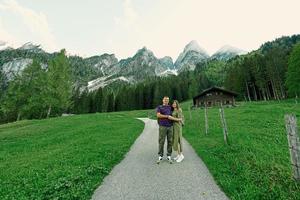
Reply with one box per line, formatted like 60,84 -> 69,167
219,105 -> 229,144
205,103 -> 208,135
285,114 -> 300,181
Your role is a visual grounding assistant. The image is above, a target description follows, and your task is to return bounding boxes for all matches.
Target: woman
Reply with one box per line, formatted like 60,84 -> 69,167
168,100 -> 184,162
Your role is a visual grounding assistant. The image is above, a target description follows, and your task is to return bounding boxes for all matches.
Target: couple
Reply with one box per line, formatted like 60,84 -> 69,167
156,96 -> 184,164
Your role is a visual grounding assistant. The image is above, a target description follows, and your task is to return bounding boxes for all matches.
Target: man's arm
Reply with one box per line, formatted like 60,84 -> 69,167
157,112 -> 169,119
156,106 -> 169,119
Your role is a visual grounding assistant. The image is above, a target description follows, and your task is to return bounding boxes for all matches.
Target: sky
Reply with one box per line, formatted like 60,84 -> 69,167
0,0 -> 300,60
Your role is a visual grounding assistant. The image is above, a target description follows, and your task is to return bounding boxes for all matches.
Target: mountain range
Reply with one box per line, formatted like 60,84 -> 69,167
0,40 -> 246,91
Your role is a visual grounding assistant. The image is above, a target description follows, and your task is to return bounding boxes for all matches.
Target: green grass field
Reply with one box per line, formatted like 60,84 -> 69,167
0,110 -> 146,199
1,100 -> 300,199
181,100 -> 300,199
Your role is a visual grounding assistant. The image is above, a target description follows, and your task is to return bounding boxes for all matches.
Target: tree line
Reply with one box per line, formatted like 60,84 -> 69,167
224,35 -> 300,101
71,69 -> 212,114
0,50 -> 72,123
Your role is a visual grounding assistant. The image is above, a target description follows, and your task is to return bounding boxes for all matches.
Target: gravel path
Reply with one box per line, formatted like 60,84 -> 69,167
92,118 -> 229,200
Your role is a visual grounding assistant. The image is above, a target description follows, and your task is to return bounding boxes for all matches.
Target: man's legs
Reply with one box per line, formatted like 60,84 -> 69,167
166,126 -> 173,156
158,126 -> 167,157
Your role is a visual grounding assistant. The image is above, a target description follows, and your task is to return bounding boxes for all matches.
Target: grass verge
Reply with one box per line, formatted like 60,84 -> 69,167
0,111 -> 146,199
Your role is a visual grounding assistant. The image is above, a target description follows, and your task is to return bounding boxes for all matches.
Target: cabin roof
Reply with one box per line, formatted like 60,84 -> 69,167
193,86 -> 238,100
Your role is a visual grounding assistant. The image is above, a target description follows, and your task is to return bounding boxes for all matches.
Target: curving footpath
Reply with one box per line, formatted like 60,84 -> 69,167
92,118 -> 229,200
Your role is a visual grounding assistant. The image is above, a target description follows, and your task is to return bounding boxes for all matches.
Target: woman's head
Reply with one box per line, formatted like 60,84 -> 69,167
172,100 -> 180,110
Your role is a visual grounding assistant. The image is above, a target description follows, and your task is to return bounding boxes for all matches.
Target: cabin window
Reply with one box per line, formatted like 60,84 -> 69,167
206,93 -> 212,96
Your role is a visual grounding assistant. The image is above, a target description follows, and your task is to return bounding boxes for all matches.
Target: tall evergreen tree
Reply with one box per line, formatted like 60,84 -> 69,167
153,81 -> 162,107
94,88 -> 103,112
1,74 -> 26,121
0,69 -> 6,100
1,60 -> 47,120
88,91 -> 97,113
171,80 -> 182,102
135,84 -> 144,110
106,92 -> 115,112
21,60 -> 48,119
78,89 -> 90,114
71,87 -> 81,114
45,49 -> 72,117
286,43 -> 300,97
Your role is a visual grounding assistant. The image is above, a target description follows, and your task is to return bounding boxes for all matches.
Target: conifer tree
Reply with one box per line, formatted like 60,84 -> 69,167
286,43 -> 300,97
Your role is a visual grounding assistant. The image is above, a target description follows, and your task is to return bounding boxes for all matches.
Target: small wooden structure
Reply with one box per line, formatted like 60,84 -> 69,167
193,86 -> 238,107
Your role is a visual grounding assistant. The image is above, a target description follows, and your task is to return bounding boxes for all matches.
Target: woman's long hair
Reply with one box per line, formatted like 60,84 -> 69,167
173,100 -> 182,112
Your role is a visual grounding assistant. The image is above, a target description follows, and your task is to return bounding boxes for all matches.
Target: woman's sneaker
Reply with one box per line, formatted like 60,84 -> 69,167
167,156 -> 173,164
156,156 -> 163,164
176,154 -> 184,163
173,155 -> 180,161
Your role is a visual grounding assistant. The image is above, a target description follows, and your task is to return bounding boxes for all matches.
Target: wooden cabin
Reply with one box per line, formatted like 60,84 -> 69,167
193,86 -> 238,107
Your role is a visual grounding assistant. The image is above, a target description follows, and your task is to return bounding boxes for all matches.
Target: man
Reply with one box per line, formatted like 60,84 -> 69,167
156,96 -> 173,164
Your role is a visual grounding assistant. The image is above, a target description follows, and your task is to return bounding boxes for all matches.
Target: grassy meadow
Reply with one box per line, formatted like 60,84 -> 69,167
1,100 -> 300,199
0,110 -> 146,199
180,99 -> 300,199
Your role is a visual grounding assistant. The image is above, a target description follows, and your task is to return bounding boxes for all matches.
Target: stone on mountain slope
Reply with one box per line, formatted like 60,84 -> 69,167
2,58 -> 33,80
84,54 -> 118,76
159,56 -> 174,69
87,75 -> 133,91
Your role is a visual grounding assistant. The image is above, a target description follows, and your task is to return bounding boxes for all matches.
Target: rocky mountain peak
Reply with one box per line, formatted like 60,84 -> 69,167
18,42 -> 44,53
134,46 -> 155,58
174,40 -> 210,71
184,40 -> 209,56
211,45 -> 247,60
215,45 -> 246,55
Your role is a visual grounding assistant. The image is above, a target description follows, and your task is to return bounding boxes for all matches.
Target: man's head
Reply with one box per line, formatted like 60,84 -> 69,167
162,96 -> 169,105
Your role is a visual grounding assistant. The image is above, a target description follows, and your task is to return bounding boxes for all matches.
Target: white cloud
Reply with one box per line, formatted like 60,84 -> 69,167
114,0 -> 138,28
0,0 -> 58,51
110,0 -> 144,58
0,17 -> 21,47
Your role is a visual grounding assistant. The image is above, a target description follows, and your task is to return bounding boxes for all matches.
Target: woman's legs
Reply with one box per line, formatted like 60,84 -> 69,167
178,137 -> 183,154
176,140 -> 184,162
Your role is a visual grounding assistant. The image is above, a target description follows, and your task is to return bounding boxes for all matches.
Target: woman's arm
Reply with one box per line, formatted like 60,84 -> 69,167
178,109 -> 184,125
168,115 -> 182,122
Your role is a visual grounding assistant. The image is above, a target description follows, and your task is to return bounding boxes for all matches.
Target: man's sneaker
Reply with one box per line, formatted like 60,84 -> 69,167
156,156 -> 163,164
167,156 -> 173,164
176,154 -> 184,163
173,155 -> 180,160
